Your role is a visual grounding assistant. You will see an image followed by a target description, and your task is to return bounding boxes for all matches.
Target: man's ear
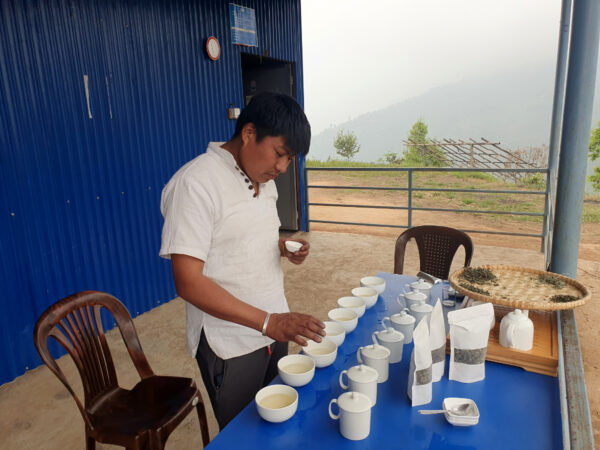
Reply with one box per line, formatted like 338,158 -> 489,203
241,123 -> 256,144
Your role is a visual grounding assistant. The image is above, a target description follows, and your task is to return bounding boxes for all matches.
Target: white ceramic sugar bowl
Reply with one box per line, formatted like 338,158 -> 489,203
499,309 -> 534,351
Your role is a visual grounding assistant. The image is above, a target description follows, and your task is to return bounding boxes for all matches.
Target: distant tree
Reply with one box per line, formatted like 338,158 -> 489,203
334,129 -> 360,161
379,151 -> 402,165
404,119 -> 446,166
589,120 -> 600,192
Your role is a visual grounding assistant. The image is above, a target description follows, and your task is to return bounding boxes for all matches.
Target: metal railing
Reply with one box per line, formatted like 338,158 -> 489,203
305,167 -> 550,246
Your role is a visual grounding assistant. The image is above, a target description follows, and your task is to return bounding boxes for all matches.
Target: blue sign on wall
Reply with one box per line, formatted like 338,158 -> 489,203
229,3 -> 258,47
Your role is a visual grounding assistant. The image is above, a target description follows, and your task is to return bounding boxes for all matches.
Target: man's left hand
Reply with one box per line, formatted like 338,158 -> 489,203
279,238 -> 310,265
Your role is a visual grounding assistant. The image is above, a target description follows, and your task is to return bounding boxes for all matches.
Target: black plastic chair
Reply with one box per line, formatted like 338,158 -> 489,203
34,291 -> 210,449
394,225 -> 473,280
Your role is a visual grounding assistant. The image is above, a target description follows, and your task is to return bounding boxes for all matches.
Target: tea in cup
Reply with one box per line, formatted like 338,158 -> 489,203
328,308 -> 358,333
337,296 -> 366,318
255,384 -> 298,423
356,344 -> 390,383
329,391 -> 372,440
351,287 -> 378,309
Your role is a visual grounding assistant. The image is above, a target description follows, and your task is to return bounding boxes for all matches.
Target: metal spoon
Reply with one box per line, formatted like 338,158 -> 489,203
418,403 -> 473,416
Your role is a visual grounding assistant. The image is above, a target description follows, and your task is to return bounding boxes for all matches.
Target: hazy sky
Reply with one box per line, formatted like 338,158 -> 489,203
301,0 -> 562,134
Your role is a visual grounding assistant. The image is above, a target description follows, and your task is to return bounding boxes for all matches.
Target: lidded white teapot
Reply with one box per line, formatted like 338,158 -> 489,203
499,309 -> 534,351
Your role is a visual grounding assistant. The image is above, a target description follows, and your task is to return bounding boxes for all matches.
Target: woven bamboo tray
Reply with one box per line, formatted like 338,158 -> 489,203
448,265 -> 591,311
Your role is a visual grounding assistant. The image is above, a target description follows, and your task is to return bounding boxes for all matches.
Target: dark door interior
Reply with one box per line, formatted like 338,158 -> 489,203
241,53 -> 299,231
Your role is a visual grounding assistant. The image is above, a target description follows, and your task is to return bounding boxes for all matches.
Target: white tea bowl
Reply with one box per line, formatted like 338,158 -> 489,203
302,338 -> 338,368
324,320 -> 346,347
285,240 -> 303,253
277,354 -> 315,387
328,308 -> 359,333
351,287 -> 378,309
337,296 -> 366,318
360,276 -> 386,294
256,384 -> 298,423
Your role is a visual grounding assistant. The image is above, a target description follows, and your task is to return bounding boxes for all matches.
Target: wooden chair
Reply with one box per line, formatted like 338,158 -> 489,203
394,225 -> 474,280
33,291 -> 210,450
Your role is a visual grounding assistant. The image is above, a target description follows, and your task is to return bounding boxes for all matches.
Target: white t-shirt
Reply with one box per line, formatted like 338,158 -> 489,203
159,142 -> 289,359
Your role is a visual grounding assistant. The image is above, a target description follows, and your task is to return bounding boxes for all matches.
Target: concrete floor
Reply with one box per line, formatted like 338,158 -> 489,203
1,231 -> 598,449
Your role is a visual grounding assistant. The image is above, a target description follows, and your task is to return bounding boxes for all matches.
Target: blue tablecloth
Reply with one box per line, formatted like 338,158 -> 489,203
208,273 -> 561,449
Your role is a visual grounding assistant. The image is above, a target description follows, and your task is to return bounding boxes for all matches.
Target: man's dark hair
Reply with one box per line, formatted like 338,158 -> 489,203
233,92 -> 311,156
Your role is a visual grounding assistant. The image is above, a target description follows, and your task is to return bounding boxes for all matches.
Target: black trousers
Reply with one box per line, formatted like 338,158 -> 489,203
195,330 -> 288,430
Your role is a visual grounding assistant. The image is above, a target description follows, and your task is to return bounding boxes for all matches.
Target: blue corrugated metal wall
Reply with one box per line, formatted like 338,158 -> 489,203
0,0 -> 305,385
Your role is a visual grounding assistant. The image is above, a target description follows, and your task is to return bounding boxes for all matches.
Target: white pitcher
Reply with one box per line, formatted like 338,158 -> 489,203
499,309 -> 534,351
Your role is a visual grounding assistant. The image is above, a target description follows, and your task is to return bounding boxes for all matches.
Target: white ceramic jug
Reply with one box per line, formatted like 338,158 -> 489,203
499,309 -> 534,351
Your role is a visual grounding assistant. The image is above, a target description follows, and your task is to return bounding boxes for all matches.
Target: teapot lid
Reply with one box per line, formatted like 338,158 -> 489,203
376,328 -> 405,342
348,364 -> 379,383
506,308 -> 530,322
337,391 -> 372,412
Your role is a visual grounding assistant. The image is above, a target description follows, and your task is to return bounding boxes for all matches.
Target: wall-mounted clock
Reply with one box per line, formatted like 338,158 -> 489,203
206,36 -> 221,61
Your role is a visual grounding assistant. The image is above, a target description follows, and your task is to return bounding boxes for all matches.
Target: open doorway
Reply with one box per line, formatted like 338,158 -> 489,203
241,53 -> 300,231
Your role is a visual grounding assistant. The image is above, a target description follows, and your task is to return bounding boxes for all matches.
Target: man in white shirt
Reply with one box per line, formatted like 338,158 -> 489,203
160,92 -> 325,429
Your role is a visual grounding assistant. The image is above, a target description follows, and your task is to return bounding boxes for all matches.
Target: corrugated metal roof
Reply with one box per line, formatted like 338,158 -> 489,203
0,0 -> 305,384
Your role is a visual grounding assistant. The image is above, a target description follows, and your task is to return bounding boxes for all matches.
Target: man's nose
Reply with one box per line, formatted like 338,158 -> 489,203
276,157 -> 290,173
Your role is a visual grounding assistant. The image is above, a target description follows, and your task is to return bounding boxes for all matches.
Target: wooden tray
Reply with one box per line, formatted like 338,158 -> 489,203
449,265 -> 591,311
446,304 -> 558,377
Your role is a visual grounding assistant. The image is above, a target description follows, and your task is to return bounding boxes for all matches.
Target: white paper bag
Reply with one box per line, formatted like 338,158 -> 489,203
448,302 -> 494,383
407,319 -> 432,406
429,299 -> 446,382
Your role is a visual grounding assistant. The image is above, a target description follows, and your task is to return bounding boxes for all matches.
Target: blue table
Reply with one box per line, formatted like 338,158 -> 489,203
208,273 -> 562,449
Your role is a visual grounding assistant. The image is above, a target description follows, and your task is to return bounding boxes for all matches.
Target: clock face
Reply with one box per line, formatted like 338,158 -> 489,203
206,37 -> 220,61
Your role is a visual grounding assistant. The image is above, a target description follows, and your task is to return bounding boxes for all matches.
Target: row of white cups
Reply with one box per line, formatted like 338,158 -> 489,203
325,278 -> 439,440
256,277 -> 441,440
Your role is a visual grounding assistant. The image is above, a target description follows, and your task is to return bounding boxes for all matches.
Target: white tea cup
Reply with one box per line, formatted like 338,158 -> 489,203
356,344 -> 390,383
337,296 -> 366,319
398,290 -> 428,308
410,302 -> 434,326
329,391 -> 372,440
383,309 -> 416,344
339,364 -> 378,406
372,329 -> 404,364
407,279 -> 433,298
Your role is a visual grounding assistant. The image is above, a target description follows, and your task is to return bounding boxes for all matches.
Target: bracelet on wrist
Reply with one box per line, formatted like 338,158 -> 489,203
261,312 -> 271,336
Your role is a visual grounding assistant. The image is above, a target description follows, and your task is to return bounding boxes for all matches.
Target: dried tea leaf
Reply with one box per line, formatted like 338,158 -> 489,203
459,282 -> 490,296
550,294 -> 579,303
537,274 -> 566,289
460,267 -> 497,284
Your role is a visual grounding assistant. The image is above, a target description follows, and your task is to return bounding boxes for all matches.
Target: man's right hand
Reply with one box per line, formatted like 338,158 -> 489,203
265,312 -> 326,346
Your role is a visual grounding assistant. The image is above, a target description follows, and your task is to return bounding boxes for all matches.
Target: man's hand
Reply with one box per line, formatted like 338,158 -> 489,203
279,238 -> 310,265
265,312 -> 325,346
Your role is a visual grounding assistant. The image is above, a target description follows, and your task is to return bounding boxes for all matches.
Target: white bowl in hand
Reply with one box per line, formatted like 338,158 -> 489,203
255,384 -> 298,423
277,354 -> 315,387
360,276 -> 386,294
285,240 -> 303,253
